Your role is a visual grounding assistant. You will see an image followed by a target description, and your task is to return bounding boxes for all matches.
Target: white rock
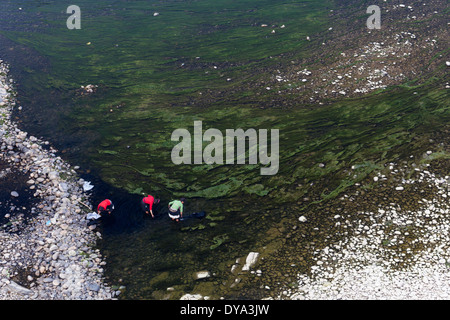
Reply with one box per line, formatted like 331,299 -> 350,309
242,252 -> 260,271
194,271 -> 211,280
180,294 -> 203,300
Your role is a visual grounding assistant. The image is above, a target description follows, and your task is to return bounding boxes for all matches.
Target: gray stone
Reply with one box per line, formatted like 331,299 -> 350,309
88,283 -> 100,292
48,171 -> 59,181
8,281 -> 33,296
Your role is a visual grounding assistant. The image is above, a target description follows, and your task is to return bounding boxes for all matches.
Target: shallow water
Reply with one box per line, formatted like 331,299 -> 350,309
0,1 -> 448,299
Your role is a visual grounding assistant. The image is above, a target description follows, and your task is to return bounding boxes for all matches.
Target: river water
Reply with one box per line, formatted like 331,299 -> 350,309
0,1 -> 448,299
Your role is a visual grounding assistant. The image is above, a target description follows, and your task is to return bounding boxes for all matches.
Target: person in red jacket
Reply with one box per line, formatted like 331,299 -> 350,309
141,194 -> 160,218
97,199 -> 114,215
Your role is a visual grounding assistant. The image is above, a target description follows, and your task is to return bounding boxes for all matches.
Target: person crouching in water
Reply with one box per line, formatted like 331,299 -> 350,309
141,194 -> 160,218
97,199 -> 114,216
168,198 -> 185,222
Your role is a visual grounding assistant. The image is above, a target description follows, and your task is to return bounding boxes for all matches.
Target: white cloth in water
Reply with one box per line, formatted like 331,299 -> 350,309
86,212 -> 101,220
83,181 -> 94,191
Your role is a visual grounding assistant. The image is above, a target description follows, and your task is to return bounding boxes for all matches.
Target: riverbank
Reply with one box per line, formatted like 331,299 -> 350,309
281,156 -> 450,299
0,61 -> 117,299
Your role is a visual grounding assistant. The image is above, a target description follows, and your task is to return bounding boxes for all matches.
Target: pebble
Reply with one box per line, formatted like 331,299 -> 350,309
88,283 -> 100,292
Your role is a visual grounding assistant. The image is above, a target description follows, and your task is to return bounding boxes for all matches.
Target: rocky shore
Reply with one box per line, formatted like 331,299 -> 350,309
279,158 -> 450,299
0,61 -> 117,299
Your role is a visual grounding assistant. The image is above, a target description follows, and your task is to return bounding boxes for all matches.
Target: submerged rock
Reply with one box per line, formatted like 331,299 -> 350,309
194,271 -> 211,280
242,252 -> 260,271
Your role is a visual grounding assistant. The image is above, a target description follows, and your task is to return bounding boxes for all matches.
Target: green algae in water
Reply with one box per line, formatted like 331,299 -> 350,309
244,184 -> 269,196
210,234 -> 229,250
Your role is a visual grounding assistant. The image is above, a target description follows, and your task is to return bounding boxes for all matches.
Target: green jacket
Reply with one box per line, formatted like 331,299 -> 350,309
169,200 -> 183,214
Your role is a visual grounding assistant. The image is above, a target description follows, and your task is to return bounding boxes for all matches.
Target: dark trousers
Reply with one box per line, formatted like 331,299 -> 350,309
140,199 -> 150,212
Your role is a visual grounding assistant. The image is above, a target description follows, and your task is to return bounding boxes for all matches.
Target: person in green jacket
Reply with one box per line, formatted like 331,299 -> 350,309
168,198 -> 185,221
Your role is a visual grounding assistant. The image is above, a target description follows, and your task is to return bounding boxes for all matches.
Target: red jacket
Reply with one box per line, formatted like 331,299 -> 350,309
142,195 -> 155,210
98,199 -> 112,211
